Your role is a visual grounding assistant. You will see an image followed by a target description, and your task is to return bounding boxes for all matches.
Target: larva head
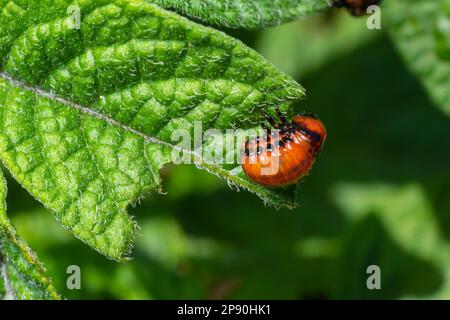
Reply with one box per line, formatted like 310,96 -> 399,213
333,0 -> 382,16
292,114 -> 327,148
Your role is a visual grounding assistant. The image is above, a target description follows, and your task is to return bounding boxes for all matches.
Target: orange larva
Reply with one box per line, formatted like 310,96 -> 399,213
242,111 -> 326,187
333,0 -> 382,16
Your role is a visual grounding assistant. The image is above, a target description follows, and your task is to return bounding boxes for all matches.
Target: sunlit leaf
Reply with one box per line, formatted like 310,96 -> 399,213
0,0 -> 304,261
0,169 -> 60,300
153,0 -> 330,29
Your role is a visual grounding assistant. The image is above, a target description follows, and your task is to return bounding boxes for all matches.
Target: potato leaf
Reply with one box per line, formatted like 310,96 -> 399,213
0,169 -> 60,300
152,0 -> 330,29
0,0 -> 305,260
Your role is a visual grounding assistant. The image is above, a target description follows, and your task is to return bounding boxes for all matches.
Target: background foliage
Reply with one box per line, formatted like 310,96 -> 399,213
1,0 -> 450,299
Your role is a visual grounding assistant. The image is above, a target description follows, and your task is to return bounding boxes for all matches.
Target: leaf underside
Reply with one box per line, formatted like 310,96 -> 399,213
0,0 -> 305,260
152,0 -> 330,29
0,169 -> 60,300
385,0 -> 450,116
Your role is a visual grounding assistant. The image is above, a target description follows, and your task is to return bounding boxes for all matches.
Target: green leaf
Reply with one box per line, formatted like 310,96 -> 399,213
331,183 -> 450,299
0,0 -> 305,261
152,0 -> 330,29
385,0 -> 450,115
257,12 -> 379,78
0,168 -> 60,300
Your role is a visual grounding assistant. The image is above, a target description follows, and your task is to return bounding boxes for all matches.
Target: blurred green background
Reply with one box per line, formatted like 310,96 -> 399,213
4,11 -> 450,300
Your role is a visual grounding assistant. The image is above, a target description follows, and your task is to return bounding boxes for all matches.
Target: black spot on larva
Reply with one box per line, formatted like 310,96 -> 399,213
282,135 -> 293,143
295,124 -> 322,144
257,146 -> 264,155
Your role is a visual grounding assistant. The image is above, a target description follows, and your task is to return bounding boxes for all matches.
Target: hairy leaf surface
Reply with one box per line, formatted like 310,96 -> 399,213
153,0 -> 330,29
0,0 -> 305,260
0,169 -> 60,300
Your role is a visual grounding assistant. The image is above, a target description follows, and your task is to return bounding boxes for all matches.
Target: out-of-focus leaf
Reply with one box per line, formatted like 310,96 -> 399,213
385,0 -> 450,115
152,0 -> 330,29
332,183 -> 450,299
137,215 -> 221,269
257,12 -> 380,78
